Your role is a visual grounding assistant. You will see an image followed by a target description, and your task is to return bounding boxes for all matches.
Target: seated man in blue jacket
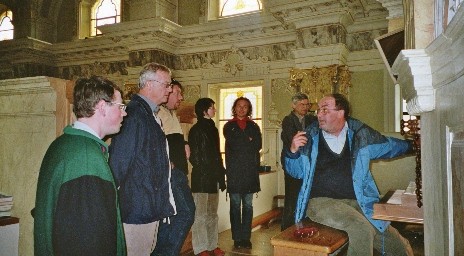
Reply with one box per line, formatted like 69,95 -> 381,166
285,93 -> 414,256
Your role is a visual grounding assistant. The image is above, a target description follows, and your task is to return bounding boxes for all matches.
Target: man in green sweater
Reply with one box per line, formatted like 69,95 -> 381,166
34,76 -> 127,256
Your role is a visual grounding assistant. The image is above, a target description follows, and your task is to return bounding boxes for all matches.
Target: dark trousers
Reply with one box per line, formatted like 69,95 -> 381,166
281,172 -> 303,231
152,168 -> 195,256
229,193 -> 253,242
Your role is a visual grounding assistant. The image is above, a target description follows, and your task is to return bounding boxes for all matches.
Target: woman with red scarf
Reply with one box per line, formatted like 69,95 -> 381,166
223,97 -> 262,250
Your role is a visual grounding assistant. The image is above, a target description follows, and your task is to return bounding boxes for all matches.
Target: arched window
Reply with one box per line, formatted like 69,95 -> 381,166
0,10 -> 13,41
219,0 -> 262,17
91,0 -> 121,36
206,0 -> 262,21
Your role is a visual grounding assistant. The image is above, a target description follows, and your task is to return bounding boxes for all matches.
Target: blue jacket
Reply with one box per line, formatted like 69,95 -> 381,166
109,94 -> 175,224
285,117 -> 412,232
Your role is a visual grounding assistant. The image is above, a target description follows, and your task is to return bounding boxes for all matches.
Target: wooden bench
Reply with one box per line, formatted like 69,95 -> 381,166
251,207 -> 283,229
270,219 -> 348,256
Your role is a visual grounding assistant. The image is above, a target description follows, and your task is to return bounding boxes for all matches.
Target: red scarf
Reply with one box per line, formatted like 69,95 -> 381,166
231,117 -> 250,130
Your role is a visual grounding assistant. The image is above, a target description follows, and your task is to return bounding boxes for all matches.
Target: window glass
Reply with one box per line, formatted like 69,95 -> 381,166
219,0 -> 262,17
0,10 -> 13,41
91,0 -> 121,36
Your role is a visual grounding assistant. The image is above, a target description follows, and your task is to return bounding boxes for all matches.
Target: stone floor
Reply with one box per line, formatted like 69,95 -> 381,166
182,220 -> 424,256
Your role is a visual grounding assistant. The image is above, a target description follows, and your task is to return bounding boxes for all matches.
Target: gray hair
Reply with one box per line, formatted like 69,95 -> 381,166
291,92 -> 309,104
138,62 -> 171,89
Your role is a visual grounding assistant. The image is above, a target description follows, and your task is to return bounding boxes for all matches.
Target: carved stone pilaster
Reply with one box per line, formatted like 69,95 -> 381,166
267,102 -> 281,128
392,49 -> 434,115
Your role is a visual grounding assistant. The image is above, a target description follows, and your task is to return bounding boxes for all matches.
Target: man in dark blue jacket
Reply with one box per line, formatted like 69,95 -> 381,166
109,62 -> 176,255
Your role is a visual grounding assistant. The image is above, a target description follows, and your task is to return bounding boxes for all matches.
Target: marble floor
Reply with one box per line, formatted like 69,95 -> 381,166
182,220 -> 424,256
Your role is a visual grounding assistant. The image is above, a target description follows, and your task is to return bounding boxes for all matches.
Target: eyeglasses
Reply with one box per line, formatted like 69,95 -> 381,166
148,79 -> 173,89
316,107 -> 339,115
105,101 -> 127,111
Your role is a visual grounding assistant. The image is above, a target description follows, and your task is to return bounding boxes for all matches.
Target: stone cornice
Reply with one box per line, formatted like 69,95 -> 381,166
0,37 -> 55,65
98,17 -> 182,43
268,0 -> 387,28
0,76 -> 56,96
0,37 -> 52,51
51,36 -> 128,65
346,16 -> 389,33
293,44 -> 350,67
426,3 -> 464,88
392,49 -> 434,115
376,0 -> 404,19
85,14 -> 294,55
289,9 -> 355,29
392,5 -> 464,116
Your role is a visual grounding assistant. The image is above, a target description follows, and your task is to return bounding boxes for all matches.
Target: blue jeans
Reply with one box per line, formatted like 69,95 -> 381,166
229,193 -> 253,242
152,168 -> 195,256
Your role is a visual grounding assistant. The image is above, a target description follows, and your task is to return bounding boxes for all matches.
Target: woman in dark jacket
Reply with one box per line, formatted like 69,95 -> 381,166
223,97 -> 262,249
188,98 -> 226,256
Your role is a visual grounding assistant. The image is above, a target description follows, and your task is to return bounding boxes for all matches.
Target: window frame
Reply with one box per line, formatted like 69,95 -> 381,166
206,0 -> 263,21
91,0 -> 121,37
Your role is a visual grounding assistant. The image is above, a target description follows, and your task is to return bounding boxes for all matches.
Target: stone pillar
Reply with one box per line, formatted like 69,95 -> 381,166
0,76 -> 72,256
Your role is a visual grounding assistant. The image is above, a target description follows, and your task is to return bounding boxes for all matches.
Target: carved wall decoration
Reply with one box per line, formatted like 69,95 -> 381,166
57,61 -> 129,80
347,29 -> 388,51
183,84 -> 201,104
299,24 -> 346,48
272,78 -> 296,121
9,63 -> 56,80
289,65 -> 351,104
128,49 -> 176,68
267,102 -> 281,127
271,77 -> 294,96
174,42 -> 296,71
224,46 -> 243,75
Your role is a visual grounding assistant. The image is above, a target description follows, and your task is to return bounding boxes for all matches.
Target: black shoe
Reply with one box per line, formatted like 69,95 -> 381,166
234,240 -> 242,249
242,240 -> 252,249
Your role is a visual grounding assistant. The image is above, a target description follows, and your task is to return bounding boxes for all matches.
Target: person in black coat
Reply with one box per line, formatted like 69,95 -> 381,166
188,98 -> 226,256
223,97 -> 262,249
280,92 -> 317,231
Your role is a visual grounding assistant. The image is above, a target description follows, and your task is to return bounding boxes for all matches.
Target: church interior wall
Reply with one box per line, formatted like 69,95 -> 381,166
0,0 -> 429,254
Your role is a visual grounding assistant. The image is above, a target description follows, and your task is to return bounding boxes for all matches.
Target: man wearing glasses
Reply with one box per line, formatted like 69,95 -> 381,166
285,94 -> 414,255
34,76 -> 127,256
109,63 -> 176,255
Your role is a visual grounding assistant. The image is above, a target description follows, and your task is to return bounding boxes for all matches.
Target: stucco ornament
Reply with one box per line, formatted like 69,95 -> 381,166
223,46 -> 243,75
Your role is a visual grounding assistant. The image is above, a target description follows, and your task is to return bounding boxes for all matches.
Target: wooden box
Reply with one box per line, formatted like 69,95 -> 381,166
270,219 -> 348,256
